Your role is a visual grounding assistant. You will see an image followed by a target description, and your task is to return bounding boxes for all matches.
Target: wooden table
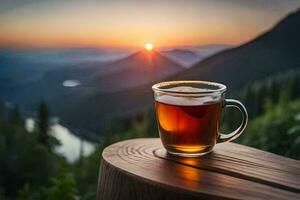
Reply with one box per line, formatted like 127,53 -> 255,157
97,138 -> 300,200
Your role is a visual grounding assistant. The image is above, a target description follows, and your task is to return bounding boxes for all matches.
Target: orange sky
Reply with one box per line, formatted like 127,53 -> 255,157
0,0 -> 299,48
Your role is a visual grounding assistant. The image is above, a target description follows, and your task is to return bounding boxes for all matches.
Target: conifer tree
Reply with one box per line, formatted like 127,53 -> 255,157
37,101 -> 50,147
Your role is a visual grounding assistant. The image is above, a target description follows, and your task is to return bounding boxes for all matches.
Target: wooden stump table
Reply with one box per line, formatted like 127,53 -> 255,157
97,138 -> 300,200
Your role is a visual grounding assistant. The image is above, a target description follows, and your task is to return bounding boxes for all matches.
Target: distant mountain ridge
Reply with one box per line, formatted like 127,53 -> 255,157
87,50 -> 183,92
0,49 -> 184,111
1,10 -> 299,138
59,9 -> 300,136
160,49 -> 201,67
58,50 -> 184,132
159,45 -> 231,67
174,9 -> 300,91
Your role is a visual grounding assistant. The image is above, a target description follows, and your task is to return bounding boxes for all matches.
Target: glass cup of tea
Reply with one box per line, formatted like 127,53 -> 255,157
152,81 -> 248,157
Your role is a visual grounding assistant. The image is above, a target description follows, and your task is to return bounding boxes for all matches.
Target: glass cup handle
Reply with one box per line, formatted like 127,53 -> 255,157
217,99 -> 248,143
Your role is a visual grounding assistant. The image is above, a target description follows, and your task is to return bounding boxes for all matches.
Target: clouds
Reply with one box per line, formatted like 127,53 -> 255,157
0,0 -> 299,48
0,0 -> 42,12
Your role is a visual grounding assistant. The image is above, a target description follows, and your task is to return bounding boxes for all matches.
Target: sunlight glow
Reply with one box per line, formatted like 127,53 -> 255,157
0,1 -> 294,48
145,43 -> 153,51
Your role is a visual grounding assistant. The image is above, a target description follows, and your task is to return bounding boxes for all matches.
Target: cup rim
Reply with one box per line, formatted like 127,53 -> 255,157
152,80 -> 227,96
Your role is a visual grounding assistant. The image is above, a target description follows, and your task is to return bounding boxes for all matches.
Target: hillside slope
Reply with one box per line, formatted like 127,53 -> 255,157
87,50 -> 184,92
160,49 -> 202,67
61,10 -> 300,135
175,10 -> 300,91
2,10 -> 299,137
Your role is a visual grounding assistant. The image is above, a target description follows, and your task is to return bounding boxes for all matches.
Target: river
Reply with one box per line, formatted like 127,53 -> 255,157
25,118 -> 96,163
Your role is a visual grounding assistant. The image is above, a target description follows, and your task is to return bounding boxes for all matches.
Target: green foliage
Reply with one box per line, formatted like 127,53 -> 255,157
1,70 -> 300,200
0,100 -> 99,200
17,184 -> 30,200
8,105 -> 22,125
37,101 -> 51,147
17,173 -> 78,200
40,173 -> 78,200
220,71 -> 300,159
237,100 -> 300,159
241,70 -> 300,117
72,148 -> 101,200
0,102 -> 65,199
103,111 -> 155,146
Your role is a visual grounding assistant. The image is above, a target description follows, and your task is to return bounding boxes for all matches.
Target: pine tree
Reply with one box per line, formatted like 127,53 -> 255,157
37,101 -> 50,147
288,74 -> 298,100
279,75 -> 294,104
269,79 -> 280,104
254,85 -> 266,115
0,100 -> 5,121
9,105 -> 22,125
243,85 -> 255,118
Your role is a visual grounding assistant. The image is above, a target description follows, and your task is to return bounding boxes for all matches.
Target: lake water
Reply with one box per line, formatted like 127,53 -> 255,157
25,118 -> 95,163
62,80 -> 81,87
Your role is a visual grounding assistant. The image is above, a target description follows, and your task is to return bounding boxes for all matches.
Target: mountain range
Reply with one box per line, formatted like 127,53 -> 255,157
0,47 -> 184,115
86,50 -> 183,92
160,45 -> 230,67
59,9 -> 300,136
0,10 -> 299,138
175,10 -> 300,91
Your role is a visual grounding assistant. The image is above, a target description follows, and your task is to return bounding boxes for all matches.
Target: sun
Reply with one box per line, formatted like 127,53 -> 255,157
145,43 -> 153,51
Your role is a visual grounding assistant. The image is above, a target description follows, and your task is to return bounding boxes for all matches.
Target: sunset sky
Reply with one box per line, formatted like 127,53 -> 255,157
0,0 -> 299,49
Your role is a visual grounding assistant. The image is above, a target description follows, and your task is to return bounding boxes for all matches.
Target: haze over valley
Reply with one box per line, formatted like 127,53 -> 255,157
0,9 -> 300,140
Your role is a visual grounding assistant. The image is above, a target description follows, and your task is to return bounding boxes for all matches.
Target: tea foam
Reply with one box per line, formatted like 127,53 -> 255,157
163,86 -> 211,93
156,86 -> 221,106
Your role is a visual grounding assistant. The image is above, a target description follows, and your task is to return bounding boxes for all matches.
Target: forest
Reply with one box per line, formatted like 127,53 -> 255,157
0,70 -> 299,199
